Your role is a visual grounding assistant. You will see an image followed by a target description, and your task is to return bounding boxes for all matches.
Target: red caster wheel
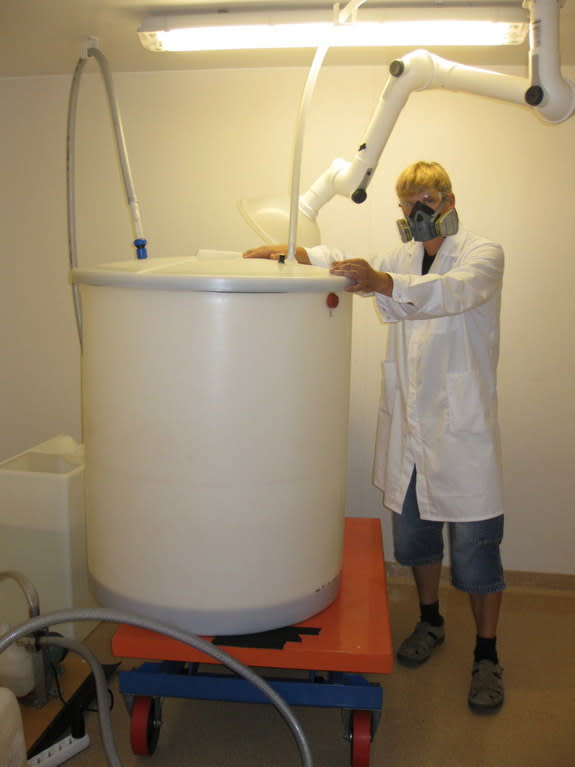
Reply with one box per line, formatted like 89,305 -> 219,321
130,695 -> 162,755
350,710 -> 372,767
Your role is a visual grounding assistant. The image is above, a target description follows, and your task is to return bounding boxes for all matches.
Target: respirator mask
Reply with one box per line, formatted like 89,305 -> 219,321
396,199 -> 459,243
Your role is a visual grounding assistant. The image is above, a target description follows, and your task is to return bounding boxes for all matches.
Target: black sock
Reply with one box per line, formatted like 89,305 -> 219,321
420,601 -> 444,628
474,635 -> 498,664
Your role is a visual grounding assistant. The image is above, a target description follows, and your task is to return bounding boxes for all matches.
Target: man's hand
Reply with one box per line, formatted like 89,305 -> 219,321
243,245 -> 310,264
330,259 -> 393,295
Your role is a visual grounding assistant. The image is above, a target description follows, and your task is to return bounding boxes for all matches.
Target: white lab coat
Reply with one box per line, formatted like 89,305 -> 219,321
308,228 -> 504,522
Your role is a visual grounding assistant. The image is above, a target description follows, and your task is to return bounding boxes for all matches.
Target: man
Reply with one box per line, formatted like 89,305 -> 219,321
244,161 -> 505,711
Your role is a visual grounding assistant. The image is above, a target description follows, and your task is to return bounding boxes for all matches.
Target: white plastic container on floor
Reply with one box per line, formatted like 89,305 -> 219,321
0,435 -> 97,639
72,254 -> 353,635
0,687 -> 27,767
0,622 -> 34,698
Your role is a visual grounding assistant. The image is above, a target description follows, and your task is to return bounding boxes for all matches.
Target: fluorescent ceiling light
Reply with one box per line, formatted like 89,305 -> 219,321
138,6 -> 528,53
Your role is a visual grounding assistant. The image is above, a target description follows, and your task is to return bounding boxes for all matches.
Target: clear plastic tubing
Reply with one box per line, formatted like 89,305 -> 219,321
66,45 -> 147,346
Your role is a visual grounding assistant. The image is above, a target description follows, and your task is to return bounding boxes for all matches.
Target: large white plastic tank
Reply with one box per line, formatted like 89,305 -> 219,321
72,254 -> 352,635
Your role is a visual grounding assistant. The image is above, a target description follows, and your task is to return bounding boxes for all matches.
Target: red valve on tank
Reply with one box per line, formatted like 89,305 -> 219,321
326,292 -> 339,310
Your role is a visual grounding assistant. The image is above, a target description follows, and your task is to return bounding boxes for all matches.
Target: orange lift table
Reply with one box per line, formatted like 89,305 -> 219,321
112,517 -> 393,767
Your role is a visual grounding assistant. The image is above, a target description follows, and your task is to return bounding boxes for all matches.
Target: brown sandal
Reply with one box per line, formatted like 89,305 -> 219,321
468,660 -> 504,711
397,621 -> 445,666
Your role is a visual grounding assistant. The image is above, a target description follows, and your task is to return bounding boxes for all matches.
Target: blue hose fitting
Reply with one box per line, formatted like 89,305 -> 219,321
134,238 -> 148,260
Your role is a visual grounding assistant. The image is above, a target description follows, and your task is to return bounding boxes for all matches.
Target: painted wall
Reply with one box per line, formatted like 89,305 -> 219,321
1,63 -> 573,574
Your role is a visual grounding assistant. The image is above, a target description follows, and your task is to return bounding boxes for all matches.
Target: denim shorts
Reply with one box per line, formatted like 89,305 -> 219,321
392,468 -> 505,594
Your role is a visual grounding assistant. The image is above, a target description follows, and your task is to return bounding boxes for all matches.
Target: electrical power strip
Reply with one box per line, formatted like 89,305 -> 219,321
27,734 -> 90,767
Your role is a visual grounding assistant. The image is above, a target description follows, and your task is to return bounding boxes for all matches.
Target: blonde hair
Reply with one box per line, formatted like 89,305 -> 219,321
395,161 -> 453,199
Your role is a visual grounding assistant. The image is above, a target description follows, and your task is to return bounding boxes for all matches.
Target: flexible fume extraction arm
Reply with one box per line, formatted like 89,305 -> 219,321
241,0 -> 575,247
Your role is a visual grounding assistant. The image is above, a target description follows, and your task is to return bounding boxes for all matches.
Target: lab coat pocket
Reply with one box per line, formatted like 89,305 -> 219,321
380,360 -> 398,415
446,371 -> 488,434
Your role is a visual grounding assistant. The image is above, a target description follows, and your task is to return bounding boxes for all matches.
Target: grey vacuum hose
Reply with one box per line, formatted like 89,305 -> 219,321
0,608 -> 314,767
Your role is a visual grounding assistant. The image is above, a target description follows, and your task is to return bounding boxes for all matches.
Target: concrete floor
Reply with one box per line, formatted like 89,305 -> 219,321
60,577 -> 575,767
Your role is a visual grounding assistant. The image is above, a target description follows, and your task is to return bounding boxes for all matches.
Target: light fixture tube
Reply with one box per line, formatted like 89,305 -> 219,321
138,7 -> 528,53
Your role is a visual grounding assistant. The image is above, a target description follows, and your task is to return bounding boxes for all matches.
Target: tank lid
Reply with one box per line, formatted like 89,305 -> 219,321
71,252 -> 350,293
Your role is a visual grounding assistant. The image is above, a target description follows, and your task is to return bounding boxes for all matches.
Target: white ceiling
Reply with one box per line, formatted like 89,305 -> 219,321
1,0 -> 574,77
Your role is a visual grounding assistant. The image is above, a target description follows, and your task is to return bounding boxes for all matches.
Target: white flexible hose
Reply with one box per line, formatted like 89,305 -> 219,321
0,608 -> 314,767
285,1 -> 368,260
286,44 -> 329,261
337,0 -> 368,24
